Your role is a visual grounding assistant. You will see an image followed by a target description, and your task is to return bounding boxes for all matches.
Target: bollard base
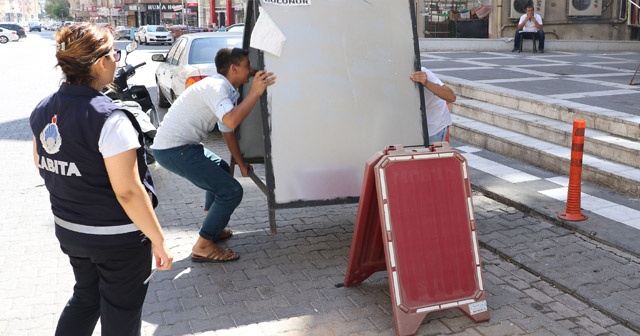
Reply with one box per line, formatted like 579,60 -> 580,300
558,212 -> 588,221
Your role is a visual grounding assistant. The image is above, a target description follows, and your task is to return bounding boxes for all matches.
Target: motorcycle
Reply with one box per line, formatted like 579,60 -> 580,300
104,41 -> 159,163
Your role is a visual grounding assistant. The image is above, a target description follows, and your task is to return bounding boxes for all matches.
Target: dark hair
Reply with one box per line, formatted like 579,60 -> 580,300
55,22 -> 114,86
215,48 -> 249,76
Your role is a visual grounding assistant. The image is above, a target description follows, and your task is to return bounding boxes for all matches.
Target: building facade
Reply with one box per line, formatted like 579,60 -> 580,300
1,0 -> 43,22
416,0 -> 640,40
65,0 -> 244,28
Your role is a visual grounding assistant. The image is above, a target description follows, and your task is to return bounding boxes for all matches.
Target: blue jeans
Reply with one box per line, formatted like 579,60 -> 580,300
429,126 -> 449,145
153,144 -> 243,241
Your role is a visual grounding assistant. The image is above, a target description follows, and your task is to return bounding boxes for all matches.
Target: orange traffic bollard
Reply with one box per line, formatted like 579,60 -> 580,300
558,119 -> 588,221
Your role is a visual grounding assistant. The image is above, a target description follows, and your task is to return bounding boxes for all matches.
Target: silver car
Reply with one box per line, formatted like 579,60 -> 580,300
151,32 -> 243,107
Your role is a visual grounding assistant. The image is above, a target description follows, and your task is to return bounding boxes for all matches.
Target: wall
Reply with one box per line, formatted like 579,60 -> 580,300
416,0 -> 637,41
497,0 -> 632,40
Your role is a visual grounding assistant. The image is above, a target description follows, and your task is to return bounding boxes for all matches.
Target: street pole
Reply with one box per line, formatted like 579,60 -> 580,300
158,0 -> 162,25
182,0 -> 185,25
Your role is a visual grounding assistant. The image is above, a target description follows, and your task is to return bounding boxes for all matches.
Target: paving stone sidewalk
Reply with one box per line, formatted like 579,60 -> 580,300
136,132 -> 640,336
1,129 -> 638,335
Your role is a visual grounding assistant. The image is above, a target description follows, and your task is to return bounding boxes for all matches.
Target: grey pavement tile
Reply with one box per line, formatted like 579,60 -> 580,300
190,314 -> 236,333
607,324 -> 640,336
256,283 -> 299,299
486,305 -> 527,322
144,297 -> 183,315
567,316 -> 610,335
409,319 -> 452,336
144,321 -> 192,336
487,287 -> 516,311
232,275 -> 272,291
338,305 -> 388,322
310,296 -> 359,312
244,295 -> 291,313
256,316 -> 309,335
571,93 -> 640,116
272,303 -> 320,321
233,307 -> 279,327
473,320 -> 528,336
573,279 -> 633,301
523,287 -> 556,304
492,78 -> 615,96
195,277 -> 238,296
163,306 -> 209,326
218,287 -> 262,304
440,314 -> 485,333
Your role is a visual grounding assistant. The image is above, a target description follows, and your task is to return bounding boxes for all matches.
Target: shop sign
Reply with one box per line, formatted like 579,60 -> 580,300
262,0 -> 310,5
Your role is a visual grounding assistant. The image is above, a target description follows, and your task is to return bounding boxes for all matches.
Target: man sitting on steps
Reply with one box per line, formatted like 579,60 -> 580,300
512,4 -> 545,53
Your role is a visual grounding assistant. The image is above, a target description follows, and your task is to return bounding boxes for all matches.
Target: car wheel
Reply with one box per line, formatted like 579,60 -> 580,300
0,36 -> 8,44
156,82 -> 170,108
148,105 -> 160,128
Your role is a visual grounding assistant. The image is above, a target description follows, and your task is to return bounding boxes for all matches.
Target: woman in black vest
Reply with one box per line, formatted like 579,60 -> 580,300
29,23 -> 173,336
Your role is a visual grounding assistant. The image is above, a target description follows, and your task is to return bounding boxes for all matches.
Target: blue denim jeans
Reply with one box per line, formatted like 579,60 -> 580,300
153,144 -> 243,241
429,126 -> 449,145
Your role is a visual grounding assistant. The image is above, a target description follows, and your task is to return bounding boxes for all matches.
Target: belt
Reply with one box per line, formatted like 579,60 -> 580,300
55,216 -> 139,235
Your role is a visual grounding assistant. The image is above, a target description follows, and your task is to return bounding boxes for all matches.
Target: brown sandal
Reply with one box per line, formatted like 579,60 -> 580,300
213,229 -> 233,242
191,244 -> 239,263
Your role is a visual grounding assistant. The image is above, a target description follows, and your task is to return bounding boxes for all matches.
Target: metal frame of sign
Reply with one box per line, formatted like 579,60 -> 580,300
235,0 -> 427,233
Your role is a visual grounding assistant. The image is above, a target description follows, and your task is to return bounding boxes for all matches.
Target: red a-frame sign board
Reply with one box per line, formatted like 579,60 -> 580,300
344,144 -> 490,336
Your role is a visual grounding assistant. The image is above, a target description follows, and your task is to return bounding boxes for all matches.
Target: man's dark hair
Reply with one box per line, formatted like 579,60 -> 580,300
215,48 -> 249,76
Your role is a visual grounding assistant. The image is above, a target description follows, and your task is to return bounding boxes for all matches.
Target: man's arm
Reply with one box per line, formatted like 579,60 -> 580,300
221,70 -> 275,130
221,131 -> 251,177
517,15 -> 528,30
410,71 -> 457,103
533,15 -> 543,30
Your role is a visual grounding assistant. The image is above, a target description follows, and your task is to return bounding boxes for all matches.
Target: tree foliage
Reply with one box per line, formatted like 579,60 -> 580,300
45,0 -> 70,20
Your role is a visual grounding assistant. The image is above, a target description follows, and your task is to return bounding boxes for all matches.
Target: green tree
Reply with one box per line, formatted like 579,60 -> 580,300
45,0 -> 70,20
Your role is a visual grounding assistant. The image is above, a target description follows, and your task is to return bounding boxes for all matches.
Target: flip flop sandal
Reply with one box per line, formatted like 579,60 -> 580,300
191,245 -> 240,263
213,229 -> 233,242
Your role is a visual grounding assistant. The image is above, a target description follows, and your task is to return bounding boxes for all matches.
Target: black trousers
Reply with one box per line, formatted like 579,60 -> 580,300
55,238 -> 152,336
514,30 -> 545,50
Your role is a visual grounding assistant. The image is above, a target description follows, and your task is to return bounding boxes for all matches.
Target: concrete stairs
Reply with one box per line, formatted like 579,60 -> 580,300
441,75 -> 640,198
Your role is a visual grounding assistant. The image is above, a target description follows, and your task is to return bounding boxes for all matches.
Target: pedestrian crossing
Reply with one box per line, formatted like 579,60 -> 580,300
456,145 -> 640,231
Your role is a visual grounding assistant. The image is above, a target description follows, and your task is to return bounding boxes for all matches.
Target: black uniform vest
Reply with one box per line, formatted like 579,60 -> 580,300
29,83 -> 158,246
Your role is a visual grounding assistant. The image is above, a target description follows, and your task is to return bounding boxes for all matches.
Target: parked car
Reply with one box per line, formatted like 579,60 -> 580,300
0,27 -> 19,43
135,25 -> 173,45
225,23 -> 245,33
0,23 -> 26,39
49,22 -> 62,30
28,21 -> 41,32
151,32 -> 242,107
114,26 -> 131,40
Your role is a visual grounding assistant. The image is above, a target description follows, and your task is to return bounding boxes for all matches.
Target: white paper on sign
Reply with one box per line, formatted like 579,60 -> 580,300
250,9 -> 286,57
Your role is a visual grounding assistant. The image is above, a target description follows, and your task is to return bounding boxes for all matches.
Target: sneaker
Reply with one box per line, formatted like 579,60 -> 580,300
511,48 -> 518,52
539,49 -> 545,53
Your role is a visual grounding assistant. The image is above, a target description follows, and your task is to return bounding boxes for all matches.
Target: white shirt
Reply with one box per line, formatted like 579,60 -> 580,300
420,67 -> 452,137
99,110 -> 140,158
519,13 -> 543,33
151,75 -> 238,150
